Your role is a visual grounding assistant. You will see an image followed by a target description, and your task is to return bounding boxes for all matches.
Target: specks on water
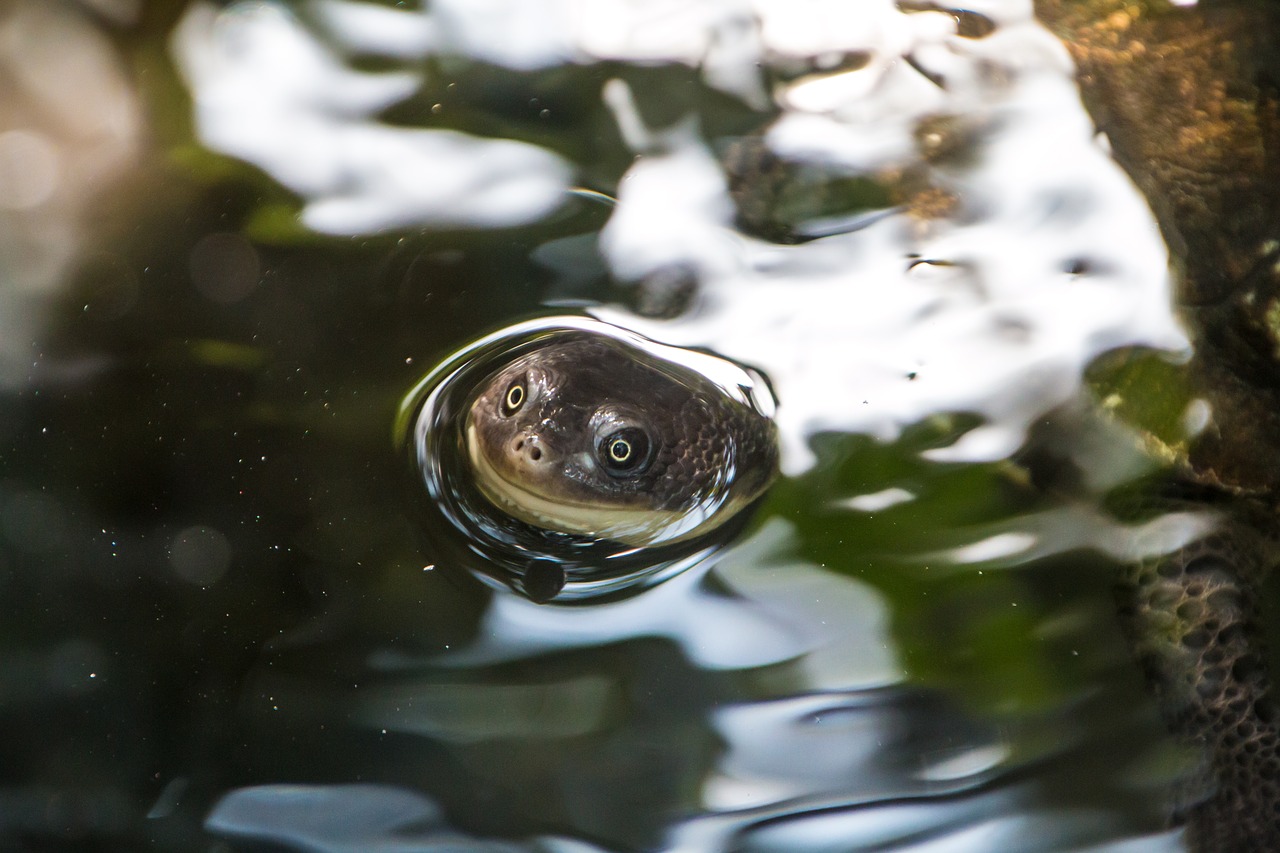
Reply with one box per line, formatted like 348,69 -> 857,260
5,0 -> 1226,850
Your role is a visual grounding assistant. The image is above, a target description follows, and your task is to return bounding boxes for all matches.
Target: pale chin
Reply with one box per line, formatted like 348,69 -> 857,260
464,422 -> 721,546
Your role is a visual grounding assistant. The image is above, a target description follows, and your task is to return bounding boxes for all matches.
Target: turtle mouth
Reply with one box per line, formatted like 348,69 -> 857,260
464,422 -> 690,545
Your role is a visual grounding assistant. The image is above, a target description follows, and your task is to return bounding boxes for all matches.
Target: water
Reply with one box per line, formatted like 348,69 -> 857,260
0,1 -> 1208,850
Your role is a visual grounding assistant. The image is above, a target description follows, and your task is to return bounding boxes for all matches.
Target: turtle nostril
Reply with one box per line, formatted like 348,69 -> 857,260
512,434 -> 546,464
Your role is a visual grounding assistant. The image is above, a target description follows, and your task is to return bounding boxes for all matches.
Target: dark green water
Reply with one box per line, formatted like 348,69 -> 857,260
0,1 -> 1204,850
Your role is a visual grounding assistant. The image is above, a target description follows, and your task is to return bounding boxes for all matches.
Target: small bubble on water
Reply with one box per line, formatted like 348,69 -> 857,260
524,560 -> 566,603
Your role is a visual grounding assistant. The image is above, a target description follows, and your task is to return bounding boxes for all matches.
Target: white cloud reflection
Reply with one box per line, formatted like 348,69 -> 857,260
590,9 -> 1185,473
171,0 -> 1187,475
171,3 -> 573,235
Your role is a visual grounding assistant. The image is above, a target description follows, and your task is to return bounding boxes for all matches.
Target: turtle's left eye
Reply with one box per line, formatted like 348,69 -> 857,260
598,427 -> 652,477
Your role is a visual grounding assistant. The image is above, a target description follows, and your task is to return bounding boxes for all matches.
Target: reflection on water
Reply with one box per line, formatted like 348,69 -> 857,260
402,316 -> 777,601
0,0 -> 1215,851
172,3 -> 572,234
0,0 -> 139,388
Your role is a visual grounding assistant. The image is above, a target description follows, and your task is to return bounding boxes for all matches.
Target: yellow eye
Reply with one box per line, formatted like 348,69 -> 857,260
502,382 -> 525,416
598,427 -> 651,476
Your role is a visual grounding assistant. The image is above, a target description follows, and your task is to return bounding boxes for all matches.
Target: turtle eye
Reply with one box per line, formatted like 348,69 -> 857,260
598,427 -> 652,477
501,381 -> 525,416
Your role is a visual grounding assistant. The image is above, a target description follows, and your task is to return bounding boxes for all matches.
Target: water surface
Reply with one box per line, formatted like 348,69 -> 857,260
0,1 -> 1203,850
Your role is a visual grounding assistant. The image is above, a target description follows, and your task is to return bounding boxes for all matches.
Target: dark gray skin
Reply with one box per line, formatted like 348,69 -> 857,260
464,337 -> 778,547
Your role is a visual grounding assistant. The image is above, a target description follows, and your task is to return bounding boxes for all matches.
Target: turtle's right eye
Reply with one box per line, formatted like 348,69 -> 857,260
597,426 -> 653,478
501,381 -> 525,416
